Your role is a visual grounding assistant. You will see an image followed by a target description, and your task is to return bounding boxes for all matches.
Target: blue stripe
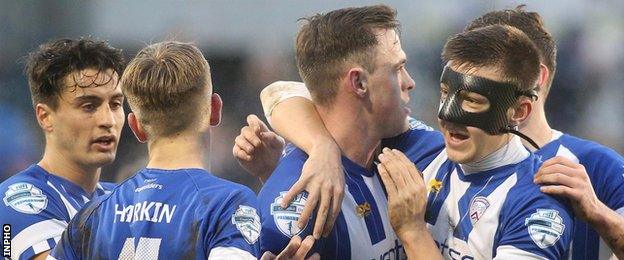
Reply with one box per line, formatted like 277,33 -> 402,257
425,160 -> 455,224
453,168 -> 516,241
345,172 -> 386,244
319,212 -> 351,259
571,220 -> 599,260
47,237 -> 57,250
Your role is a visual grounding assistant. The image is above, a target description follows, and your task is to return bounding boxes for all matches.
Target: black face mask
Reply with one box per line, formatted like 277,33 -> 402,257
437,66 -> 540,148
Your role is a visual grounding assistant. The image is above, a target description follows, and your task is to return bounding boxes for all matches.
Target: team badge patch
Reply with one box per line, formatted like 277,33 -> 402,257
3,182 -> 48,214
525,209 -> 565,248
469,196 -> 490,225
270,191 -> 308,237
232,205 -> 261,244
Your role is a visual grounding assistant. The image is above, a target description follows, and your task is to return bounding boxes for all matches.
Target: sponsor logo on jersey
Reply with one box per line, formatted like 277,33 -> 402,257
232,205 -> 261,244
525,209 -> 565,248
270,191 -> 308,237
3,182 -> 48,214
469,196 -> 490,225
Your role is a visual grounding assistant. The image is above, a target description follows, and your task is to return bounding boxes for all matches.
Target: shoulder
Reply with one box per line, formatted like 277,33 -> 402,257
555,134 -> 622,162
0,167 -> 67,218
258,145 -> 307,200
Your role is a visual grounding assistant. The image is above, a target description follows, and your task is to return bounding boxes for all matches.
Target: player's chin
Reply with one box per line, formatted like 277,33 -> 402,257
444,145 -> 474,164
87,152 -> 117,167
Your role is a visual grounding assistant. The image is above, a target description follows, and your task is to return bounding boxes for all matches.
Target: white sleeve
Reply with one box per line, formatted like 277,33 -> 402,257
13,219 -> 67,259
494,245 -> 549,260
208,246 -> 256,260
260,81 -> 312,123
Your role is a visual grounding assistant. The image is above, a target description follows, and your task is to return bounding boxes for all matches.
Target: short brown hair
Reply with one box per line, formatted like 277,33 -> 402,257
295,4 -> 399,106
25,38 -> 125,109
121,41 -> 210,137
465,5 -> 556,96
442,25 -> 540,91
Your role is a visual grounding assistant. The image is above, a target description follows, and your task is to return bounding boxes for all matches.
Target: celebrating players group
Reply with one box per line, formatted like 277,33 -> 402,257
1,4 -> 623,260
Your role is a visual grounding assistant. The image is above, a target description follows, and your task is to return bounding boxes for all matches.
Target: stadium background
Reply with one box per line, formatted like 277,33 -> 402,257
1,0 -> 622,191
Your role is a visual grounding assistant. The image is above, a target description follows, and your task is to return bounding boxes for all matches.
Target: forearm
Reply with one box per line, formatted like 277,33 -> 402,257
260,81 -> 336,154
588,203 -> 624,259
398,225 -> 442,260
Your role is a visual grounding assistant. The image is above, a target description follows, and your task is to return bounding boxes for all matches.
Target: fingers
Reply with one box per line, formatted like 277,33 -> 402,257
539,185 -> 580,199
307,253 -> 320,260
297,188 -> 318,229
293,235 -> 316,260
377,163 -> 397,198
233,144 -> 252,161
234,135 -> 256,155
540,156 -> 585,171
275,235 -> 302,260
247,114 -> 270,132
261,131 -> 286,149
282,179 -> 307,208
242,125 -> 263,148
311,192 -> 330,239
261,251 -> 277,260
378,148 -> 409,189
322,184 -> 344,237
535,162 -> 586,181
534,172 -> 580,188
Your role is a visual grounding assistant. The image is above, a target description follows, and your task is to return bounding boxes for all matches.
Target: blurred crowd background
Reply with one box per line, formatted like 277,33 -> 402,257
1,0 -> 623,191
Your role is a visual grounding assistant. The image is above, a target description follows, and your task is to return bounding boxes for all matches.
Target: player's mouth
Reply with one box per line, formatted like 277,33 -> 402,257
442,123 -> 469,147
91,135 -> 116,152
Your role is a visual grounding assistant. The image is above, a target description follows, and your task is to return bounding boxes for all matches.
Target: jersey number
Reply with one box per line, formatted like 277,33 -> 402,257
118,237 -> 161,259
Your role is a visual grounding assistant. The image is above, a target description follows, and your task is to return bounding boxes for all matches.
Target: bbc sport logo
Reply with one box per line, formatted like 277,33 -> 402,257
2,224 -> 10,257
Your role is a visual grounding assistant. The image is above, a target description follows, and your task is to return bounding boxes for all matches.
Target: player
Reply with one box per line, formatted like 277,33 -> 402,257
256,5 -> 415,259
0,38 -> 124,260
49,41 -> 259,259
464,7 -> 624,259
251,25 -> 575,258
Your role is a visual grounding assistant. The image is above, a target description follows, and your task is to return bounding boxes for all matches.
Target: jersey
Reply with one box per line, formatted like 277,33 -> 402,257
385,120 -> 575,259
0,164 -> 114,260
49,168 -> 260,260
535,130 -> 624,260
258,145 -> 405,259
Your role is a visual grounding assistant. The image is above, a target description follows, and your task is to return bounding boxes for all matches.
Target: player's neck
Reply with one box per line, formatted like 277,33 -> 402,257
317,103 -> 380,168
519,104 -> 553,151
145,130 -> 207,170
38,144 -> 101,194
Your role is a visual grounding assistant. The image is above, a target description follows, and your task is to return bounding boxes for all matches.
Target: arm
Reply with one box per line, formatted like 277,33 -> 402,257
376,148 -> 443,260
260,81 -> 344,238
535,156 -> 624,258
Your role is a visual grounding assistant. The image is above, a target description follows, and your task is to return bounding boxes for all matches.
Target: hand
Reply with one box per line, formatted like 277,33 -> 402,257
233,114 -> 285,183
534,156 -> 604,222
281,142 -> 344,239
377,148 -> 428,238
260,235 -> 320,260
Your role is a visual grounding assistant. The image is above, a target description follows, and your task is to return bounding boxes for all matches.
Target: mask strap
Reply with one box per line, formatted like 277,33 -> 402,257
500,127 -> 540,150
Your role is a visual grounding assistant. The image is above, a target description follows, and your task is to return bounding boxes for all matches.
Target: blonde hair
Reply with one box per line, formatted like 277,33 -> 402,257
121,41 -> 211,137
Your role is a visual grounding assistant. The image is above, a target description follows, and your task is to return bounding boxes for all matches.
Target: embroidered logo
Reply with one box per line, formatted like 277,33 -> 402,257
3,182 -> 48,214
428,179 -> 443,193
469,196 -> 490,225
270,191 -> 308,237
231,205 -> 261,244
356,202 -> 371,218
525,209 -> 565,248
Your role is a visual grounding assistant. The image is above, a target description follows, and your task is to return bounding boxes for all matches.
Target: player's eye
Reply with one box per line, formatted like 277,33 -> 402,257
111,101 -> 122,110
82,103 -> 96,112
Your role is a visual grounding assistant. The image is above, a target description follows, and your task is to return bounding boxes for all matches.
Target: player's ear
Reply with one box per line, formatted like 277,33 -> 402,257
128,112 -> 147,143
35,103 -> 54,132
209,93 -> 222,126
538,64 -> 550,90
508,97 -> 532,126
346,67 -> 368,98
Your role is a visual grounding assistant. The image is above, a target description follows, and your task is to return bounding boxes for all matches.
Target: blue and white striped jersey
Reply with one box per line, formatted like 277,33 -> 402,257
0,164 -> 113,260
258,146 -> 406,259
387,119 -> 575,259
49,168 -> 260,260
536,130 -> 624,260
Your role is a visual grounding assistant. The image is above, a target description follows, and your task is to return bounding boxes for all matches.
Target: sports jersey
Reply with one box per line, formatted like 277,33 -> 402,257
386,120 -> 575,259
258,145 -> 406,259
49,168 -> 260,260
536,130 -> 624,260
0,164 -> 113,260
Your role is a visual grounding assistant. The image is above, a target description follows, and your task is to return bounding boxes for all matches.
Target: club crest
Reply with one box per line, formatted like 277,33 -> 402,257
469,196 -> 490,225
270,191 -> 308,237
3,182 -> 48,214
525,209 -> 565,248
232,205 -> 261,244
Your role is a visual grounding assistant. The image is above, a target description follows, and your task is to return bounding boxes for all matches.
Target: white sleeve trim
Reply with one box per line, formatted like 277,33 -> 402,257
260,81 -> 312,123
494,245 -> 549,260
208,246 -> 256,260
13,219 -> 67,259
615,207 -> 624,216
